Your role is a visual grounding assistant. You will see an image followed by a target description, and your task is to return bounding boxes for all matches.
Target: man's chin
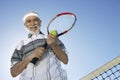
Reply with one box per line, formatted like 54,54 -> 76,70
29,29 -> 39,34
30,31 -> 37,34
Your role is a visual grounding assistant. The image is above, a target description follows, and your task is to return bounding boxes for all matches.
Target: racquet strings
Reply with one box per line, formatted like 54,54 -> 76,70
48,15 -> 75,35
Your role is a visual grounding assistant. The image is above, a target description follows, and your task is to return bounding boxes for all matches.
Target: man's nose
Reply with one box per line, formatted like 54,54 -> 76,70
31,21 -> 35,25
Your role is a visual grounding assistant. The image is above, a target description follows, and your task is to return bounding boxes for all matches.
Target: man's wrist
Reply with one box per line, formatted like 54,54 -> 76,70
51,43 -> 59,49
27,55 -> 33,62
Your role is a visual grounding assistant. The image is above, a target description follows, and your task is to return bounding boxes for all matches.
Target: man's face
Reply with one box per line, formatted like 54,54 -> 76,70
24,16 -> 41,34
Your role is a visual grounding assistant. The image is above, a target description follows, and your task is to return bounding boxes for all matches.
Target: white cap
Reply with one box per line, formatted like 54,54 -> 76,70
23,11 -> 40,23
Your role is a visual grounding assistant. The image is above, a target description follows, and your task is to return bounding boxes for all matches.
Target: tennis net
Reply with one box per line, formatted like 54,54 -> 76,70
80,56 -> 120,80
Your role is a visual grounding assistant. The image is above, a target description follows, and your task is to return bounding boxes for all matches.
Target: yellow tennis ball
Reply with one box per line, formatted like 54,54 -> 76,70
50,30 -> 58,36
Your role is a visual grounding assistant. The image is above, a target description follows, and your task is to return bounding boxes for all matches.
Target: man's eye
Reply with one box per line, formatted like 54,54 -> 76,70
34,18 -> 39,21
26,20 -> 31,23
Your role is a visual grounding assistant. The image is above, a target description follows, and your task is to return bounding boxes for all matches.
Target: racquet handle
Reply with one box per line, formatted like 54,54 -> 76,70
31,42 -> 48,64
31,58 -> 38,65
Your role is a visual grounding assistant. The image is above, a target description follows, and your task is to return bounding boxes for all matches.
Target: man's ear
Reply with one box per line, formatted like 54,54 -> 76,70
39,20 -> 42,26
24,23 -> 25,26
24,23 -> 28,28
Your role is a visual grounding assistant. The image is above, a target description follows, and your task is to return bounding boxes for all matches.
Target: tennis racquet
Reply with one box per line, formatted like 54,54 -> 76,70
31,12 -> 77,64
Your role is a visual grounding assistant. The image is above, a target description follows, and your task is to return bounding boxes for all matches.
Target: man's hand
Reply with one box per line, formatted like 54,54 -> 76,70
47,34 -> 58,48
29,47 -> 45,60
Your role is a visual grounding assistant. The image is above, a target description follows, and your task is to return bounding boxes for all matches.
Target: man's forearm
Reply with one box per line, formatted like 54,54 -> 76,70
51,44 -> 68,64
10,55 -> 32,77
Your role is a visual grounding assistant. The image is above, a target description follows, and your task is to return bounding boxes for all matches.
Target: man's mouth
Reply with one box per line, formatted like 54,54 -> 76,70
29,26 -> 38,31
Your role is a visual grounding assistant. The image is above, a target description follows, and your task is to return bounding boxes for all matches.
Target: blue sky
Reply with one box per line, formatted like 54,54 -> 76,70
0,0 -> 120,80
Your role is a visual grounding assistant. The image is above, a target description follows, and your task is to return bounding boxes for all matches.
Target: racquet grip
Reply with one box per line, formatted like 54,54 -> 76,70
42,42 -> 48,49
31,42 -> 48,64
31,58 -> 38,64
